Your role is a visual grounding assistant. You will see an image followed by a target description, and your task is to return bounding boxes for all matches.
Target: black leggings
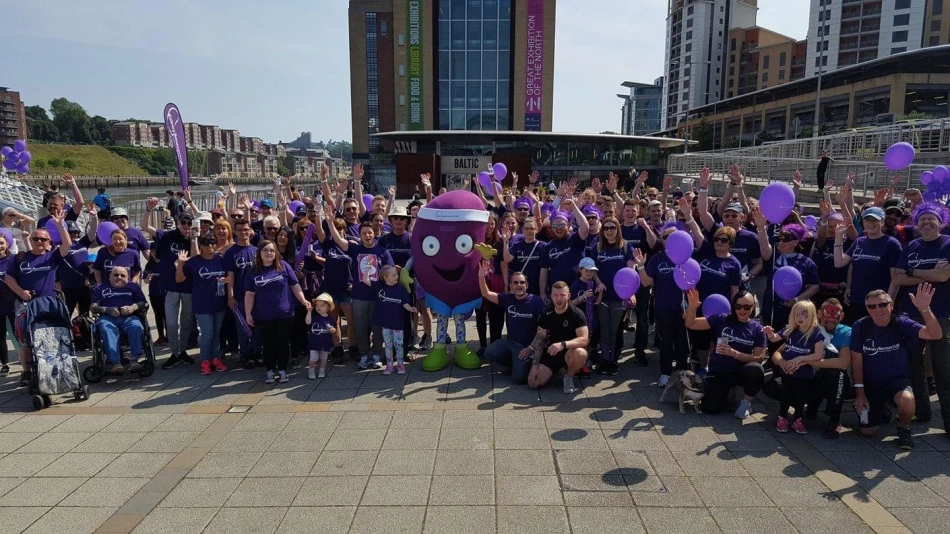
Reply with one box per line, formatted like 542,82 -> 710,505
62,286 -> 91,317
780,375 -> 811,421
656,309 -> 689,375
806,368 -> 850,424
702,363 -> 765,414
150,293 -> 166,339
291,305 -> 309,359
0,313 -> 13,365
476,303 -> 504,348
257,317 -> 294,372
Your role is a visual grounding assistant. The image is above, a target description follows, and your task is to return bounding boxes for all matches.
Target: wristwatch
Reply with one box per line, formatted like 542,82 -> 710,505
906,268 -> 915,277
561,341 -> 567,351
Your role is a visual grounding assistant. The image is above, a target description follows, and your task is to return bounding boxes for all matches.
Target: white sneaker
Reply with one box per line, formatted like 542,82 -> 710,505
308,369 -> 316,380
278,370 -> 289,383
318,368 -> 326,379
658,374 -> 670,388
734,399 -> 752,419
264,370 -> 275,384
563,375 -> 576,394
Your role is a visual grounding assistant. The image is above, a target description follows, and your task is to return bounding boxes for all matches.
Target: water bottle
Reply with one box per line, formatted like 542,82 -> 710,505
859,407 -> 869,425
216,278 -> 226,297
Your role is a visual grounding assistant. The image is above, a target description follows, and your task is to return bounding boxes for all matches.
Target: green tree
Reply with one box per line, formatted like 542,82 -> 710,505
25,105 -> 51,121
28,119 -> 59,142
277,161 -> 290,175
91,116 -> 114,145
49,97 -> 94,143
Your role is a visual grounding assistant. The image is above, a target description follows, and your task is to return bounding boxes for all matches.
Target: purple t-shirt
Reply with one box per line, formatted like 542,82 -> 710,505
846,235 -> 902,303
541,233 -> 586,290
497,293 -> 546,346
94,248 -> 142,280
245,261 -> 300,321
896,235 -> 950,317
183,255 -> 228,315
0,255 -> 18,314
372,283 -> 411,330
508,239 -> 547,295
850,315 -> 923,386
645,251 -> 683,312
346,243 -> 393,301
590,242 -> 634,302
705,313 -> 766,373
155,229 -> 192,293
780,328 -> 823,378
812,237 -> 852,287
695,251 -> 742,301
765,253 -> 819,311
308,312 -> 335,351
378,231 -> 412,268
92,282 -> 146,309
11,251 -> 64,298
223,244 -> 258,304
108,226 -> 149,254
321,238 -> 353,296
59,237 -> 92,289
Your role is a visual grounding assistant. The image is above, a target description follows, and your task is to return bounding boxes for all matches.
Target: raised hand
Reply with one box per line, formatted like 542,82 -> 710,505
792,170 -> 802,190
146,197 -> 160,210
607,172 -> 619,192
834,224 -> 848,241
637,171 -> 649,184
751,206 -> 767,229
353,164 -> 364,181
662,176 -> 673,193
62,173 -> 74,185
818,199 -> 831,218
686,288 -> 700,309
632,248 -> 647,267
873,187 -> 889,205
420,173 -> 432,188
698,167 -> 711,189
388,185 -> 396,198
677,197 -> 692,219
229,182 -> 237,195
478,260 -> 490,278
591,177 -> 602,194
910,282 -> 935,310
183,188 -> 193,202
176,250 -> 189,265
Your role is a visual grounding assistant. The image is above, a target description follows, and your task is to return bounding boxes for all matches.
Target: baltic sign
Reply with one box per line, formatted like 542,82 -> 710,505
407,1 -> 424,130
440,155 -> 493,175
524,0 -> 544,131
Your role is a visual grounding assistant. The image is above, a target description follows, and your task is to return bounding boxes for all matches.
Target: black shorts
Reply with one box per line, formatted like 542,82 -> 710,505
862,378 -> 912,428
539,348 -> 568,374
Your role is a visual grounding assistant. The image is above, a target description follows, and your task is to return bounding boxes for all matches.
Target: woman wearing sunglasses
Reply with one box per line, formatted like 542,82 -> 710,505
833,206 -> 902,324
685,289 -> 767,419
692,226 -> 743,368
754,213 -> 820,330
590,216 -> 636,375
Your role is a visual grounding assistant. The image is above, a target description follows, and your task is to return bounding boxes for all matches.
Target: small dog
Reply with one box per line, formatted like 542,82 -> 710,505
658,370 -> 706,414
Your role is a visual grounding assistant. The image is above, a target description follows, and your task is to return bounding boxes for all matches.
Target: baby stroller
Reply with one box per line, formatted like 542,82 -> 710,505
17,296 -> 90,410
83,304 -> 156,383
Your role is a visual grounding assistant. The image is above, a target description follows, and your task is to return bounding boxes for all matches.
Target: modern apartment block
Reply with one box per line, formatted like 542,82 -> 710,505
348,0 -> 557,167
618,79 -> 664,135
806,0 -> 949,78
725,27 -> 808,98
0,87 -> 27,148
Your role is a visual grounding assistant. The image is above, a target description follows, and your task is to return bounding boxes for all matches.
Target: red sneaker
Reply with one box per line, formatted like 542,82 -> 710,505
776,416 -> 790,433
211,358 -> 228,372
200,360 -> 212,375
791,418 -> 808,435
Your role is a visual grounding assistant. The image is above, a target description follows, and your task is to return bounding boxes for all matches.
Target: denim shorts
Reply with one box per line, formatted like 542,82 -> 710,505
331,289 -> 352,305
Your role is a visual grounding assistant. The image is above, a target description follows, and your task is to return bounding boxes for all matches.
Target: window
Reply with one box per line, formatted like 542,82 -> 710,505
731,38 -> 736,50
398,64 -> 405,76
684,67 -> 691,76
728,91 -> 733,98
399,94 -> 406,106
728,79 -> 734,88
687,5 -> 693,15
685,43 -> 692,52
780,51 -> 787,66
894,14 -> 909,25
398,34 -> 405,46
729,66 -> 735,75
763,55 -> 770,69
892,30 -> 908,42
380,21 -> 388,36
779,70 -> 785,80
935,0 -> 944,15
895,0 -> 911,8
929,36 -> 940,46
686,30 -> 692,40
687,18 -> 693,28
762,72 -> 768,83
891,47 -> 907,54
931,20 -> 941,32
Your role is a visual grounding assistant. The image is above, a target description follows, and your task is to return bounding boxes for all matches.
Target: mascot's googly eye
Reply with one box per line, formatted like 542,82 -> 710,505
455,235 -> 473,255
422,236 -> 441,256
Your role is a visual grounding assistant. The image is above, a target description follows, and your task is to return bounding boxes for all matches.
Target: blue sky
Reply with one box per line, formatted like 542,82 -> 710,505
5,0 -> 809,143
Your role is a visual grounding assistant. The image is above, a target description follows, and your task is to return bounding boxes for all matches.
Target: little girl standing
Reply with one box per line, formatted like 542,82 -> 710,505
306,293 -> 336,379
373,265 -> 416,375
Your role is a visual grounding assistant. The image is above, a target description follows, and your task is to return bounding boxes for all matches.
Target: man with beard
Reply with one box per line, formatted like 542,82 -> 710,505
539,199 -> 589,300
525,282 -> 589,394
479,268 -> 545,384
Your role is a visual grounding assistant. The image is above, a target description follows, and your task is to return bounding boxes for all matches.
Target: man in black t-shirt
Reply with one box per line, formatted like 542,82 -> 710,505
525,281 -> 589,394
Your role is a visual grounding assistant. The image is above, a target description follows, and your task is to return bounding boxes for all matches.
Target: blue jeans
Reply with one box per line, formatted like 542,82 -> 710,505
196,311 -> 225,362
98,315 -> 144,364
485,338 -> 531,384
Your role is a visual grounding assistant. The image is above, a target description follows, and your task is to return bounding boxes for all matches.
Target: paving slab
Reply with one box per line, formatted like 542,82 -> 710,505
349,505 -> 425,533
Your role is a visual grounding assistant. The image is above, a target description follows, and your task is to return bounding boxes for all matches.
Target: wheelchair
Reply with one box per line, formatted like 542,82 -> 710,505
83,304 -> 156,383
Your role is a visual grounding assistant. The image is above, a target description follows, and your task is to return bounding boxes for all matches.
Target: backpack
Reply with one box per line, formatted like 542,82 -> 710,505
71,314 -> 95,352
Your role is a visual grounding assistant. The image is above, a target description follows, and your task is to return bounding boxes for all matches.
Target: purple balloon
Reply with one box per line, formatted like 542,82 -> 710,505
773,266 -> 803,301
614,267 -> 641,300
477,171 -> 493,188
1,159 -> 14,171
15,163 -> 28,174
921,171 -> 935,185
13,139 -> 25,153
924,191 -> 937,202
934,166 -> 949,182
17,151 -> 31,164
674,259 -> 701,291
760,182 -> 796,224
702,293 -> 731,318
884,142 -> 915,171
664,230 -> 694,265
927,179 -> 942,193
492,162 -> 507,181
44,219 -> 63,243
97,221 -> 120,246
289,200 -> 305,214
0,146 -> 12,158
803,215 -> 817,230
362,193 -> 374,211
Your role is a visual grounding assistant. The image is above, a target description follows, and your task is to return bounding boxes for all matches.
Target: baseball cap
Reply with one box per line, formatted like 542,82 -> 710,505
110,207 -> 128,218
578,257 -> 598,271
259,199 -> 274,209
862,207 -> 885,221
65,220 -> 80,233
724,202 -> 744,213
178,213 -> 194,223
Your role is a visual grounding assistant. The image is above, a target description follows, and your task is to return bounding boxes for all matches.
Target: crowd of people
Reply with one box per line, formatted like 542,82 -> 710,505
1,162 -> 947,451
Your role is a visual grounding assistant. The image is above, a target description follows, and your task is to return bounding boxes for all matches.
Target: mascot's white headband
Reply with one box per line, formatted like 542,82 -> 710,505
417,207 -> 489,223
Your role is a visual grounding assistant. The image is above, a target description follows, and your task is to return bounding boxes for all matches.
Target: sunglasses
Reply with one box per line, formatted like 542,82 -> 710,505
31,237 -> 50,243
179,221 -> 193,226
265,227 -> 280,231
230,213 -> 242,218
713,236 -> 732,244
866,302 -> 890,310
734,303 -> 754,311
885,209 -> 903,216
511,280 -> 527,285
552,223 -> 567,229
585,216 -> 598,221
777,236 -> 797,243
345,207 -> 358,212
647,194 -> 657,198
602,226 -> 618,231
517,208 -> 530,212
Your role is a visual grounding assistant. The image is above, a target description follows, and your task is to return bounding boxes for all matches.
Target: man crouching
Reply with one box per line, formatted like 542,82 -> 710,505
525,281 -> 589,394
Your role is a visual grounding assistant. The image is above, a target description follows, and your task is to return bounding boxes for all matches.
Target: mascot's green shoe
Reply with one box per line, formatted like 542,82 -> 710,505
422,343 -> 450,372
453,345 -> 481,370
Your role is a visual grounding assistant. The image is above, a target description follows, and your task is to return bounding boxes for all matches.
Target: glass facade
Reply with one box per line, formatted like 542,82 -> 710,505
366,13 -> 380,150
437,0 -> 513,131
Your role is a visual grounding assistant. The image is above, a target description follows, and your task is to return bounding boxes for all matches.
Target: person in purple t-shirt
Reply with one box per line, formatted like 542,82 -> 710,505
177,234 -> 229,376
372,265 -> 416,375
764,301 -> 825,435
224,219 -> 260,368
91,266 -> 149,376
833,206 -> 902,324
94,229 -> 142,285
478,266 -> 545,384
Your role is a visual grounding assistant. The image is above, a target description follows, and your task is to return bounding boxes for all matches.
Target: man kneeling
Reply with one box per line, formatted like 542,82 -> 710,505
851,285 -> 942,450
92,267 -> 148,375
525,282 -> 589,394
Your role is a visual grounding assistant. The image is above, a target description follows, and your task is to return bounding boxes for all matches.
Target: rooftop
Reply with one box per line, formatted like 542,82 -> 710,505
372,130 -> 692,149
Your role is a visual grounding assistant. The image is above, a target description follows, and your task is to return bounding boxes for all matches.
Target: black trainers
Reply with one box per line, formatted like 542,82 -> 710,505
348,346 -> 361,362
896,426 -> 914,450
330,346 -> 345,364
179,352 -> 195,365
18,371 -> 29,387
242,359 -> 256,370
822,421 -> 842,439
634,352 -> 649,367
161,353 -> 183,370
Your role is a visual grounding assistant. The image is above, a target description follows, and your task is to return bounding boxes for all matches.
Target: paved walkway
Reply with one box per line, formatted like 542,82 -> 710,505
0,324 -> 948,534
